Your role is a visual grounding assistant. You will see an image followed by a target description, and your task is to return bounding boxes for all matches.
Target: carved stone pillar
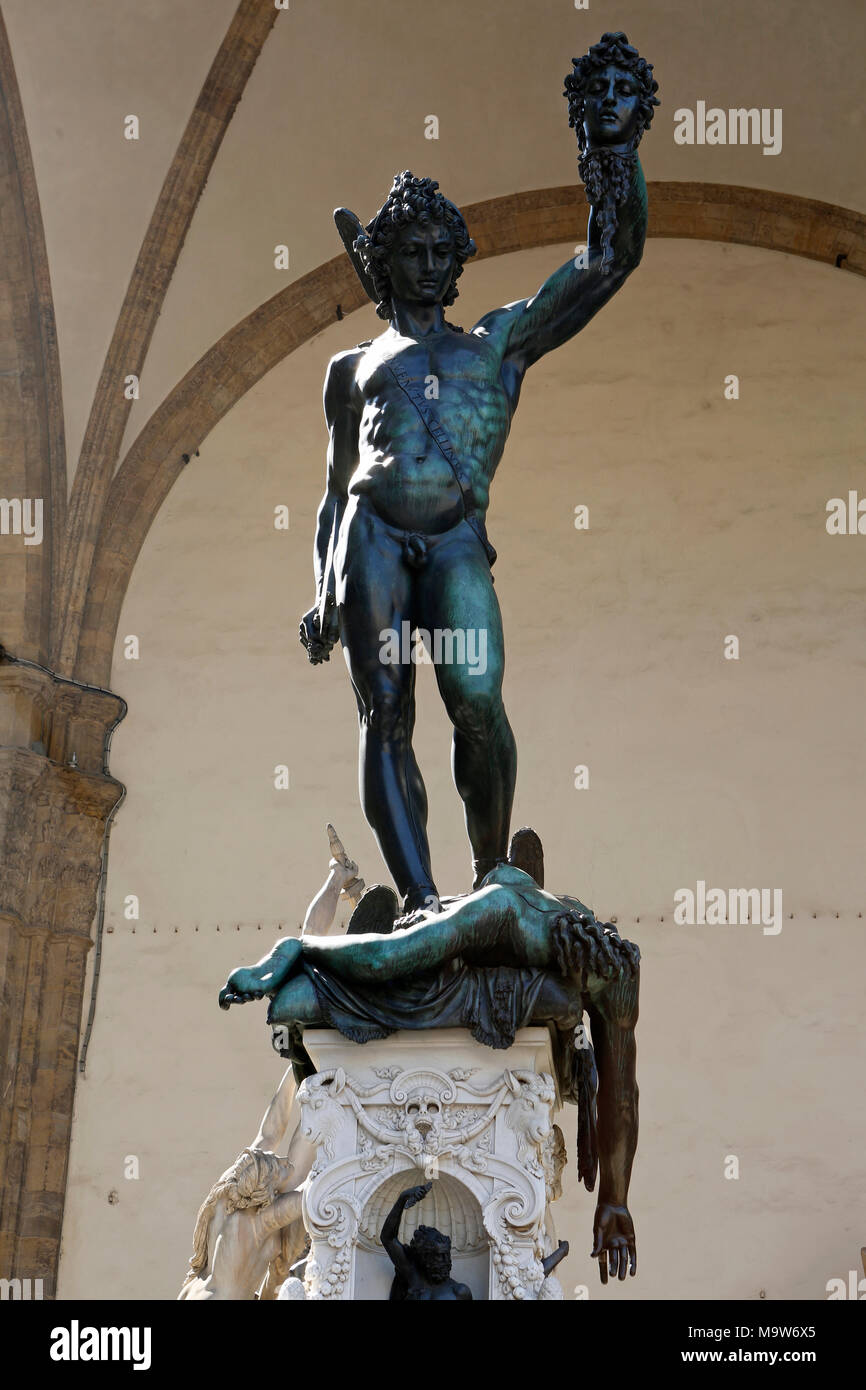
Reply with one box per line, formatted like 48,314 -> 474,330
295,1028 -> 566,1301
0,658 -> 124,1295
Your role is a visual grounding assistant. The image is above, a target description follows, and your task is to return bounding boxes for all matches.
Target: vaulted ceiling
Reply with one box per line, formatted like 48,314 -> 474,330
1,0 -> 864,677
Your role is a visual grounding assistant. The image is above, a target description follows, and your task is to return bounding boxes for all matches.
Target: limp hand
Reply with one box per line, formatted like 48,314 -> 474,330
591,1203 -> 636,1283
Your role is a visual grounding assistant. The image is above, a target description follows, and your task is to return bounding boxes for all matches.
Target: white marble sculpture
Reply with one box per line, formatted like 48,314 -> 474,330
178,1148 -> 305,1301
296,1028 -> 567,1300
178,831 -> 362,1300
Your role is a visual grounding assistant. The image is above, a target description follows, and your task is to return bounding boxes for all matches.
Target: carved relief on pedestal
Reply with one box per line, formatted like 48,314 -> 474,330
296,1030 -> 564,1300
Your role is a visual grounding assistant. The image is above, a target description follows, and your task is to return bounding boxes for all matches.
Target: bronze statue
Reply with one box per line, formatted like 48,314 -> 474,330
220,36 -> 659,1294
381,1182 -> 472,1301
299,33 -> 659,913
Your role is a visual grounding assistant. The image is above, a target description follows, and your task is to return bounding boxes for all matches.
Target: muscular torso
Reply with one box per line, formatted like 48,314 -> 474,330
347,328 -> 518,532
404,1277 -> 471,1300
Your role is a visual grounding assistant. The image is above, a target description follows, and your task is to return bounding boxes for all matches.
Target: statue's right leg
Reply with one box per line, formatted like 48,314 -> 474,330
267,973 -> 324,1028
417,525 -> 516,889
337,503 -> 437,910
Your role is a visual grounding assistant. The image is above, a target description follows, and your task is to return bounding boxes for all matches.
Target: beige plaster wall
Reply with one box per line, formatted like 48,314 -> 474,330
58,239 -> 866,1300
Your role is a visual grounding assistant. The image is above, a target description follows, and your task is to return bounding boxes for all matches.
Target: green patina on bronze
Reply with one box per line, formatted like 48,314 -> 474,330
298,31 -> 656,915
224,32 -> 659,1288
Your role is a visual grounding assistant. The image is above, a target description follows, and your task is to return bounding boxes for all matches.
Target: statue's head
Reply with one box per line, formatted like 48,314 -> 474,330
354,171 -> 476,322
298,1069 -> 346,1158
227,1149 -> 295,1206
564,32 -> 659,155
409,1224 -> 452,1284
551,907 -> 641,986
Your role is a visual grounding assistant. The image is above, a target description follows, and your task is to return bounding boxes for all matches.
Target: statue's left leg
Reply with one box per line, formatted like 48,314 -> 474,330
418,526 -> 517,888
267,973 -> 325,1027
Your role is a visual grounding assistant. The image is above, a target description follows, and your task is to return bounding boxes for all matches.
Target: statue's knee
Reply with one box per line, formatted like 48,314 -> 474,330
282,938 -> 303,973
361,686 -> 408,740
449,687 -> 504,740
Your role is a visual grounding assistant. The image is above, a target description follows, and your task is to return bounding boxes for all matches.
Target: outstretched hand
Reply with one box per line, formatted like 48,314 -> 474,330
329,854 -> 359,886
591,1202 -> 636,1283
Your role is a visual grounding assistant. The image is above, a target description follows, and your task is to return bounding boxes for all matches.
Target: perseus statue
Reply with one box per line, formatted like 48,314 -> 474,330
299,33 -> 659,914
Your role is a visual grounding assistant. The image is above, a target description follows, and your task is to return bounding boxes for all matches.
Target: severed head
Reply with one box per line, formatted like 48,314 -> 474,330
563,32 -> 660,273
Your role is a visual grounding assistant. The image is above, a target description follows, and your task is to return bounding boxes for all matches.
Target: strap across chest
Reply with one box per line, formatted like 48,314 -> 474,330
383,357 -> 497,570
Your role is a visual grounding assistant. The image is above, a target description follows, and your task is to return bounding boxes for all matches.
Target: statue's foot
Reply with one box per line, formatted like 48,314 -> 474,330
471,857 -> 507,891
219,967 -> 266,1009
402,884 -> 441,915
392,909 -> 425,931
218,939 -> 302,1010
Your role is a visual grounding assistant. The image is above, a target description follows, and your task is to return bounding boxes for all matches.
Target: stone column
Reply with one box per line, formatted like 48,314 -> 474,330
295,1027 -> 567,1301
0,658 -> 124,1296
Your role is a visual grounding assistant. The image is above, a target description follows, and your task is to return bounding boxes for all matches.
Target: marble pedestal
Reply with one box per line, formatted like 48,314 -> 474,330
296,1028 -> 565,1301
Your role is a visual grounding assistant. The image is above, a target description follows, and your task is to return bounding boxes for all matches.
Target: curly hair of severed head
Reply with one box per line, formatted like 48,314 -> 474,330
353,171 -> 476,322
563,32 -> 659,274
551,908 -> 640,986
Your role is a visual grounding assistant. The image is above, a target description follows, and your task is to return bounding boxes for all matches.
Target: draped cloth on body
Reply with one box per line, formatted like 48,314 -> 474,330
304,960 -> 547,1050
289,958 -> 600,1193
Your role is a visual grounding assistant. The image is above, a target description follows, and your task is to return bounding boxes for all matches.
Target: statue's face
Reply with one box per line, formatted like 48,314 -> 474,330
406,1094 -> 441,1138
417,1245 -> 451,1284
387,221 -> 455,308
582,62 -> 642,149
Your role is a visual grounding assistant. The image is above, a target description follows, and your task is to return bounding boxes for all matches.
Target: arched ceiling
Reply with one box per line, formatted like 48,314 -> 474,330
4,0 -> 865,477
1,0 -> 864,679
74,180 -> 865,684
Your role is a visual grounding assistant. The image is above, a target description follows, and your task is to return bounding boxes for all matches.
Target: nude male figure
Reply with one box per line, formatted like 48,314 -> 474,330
299,34 -> 657,913
381,1182 -> 472,1301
